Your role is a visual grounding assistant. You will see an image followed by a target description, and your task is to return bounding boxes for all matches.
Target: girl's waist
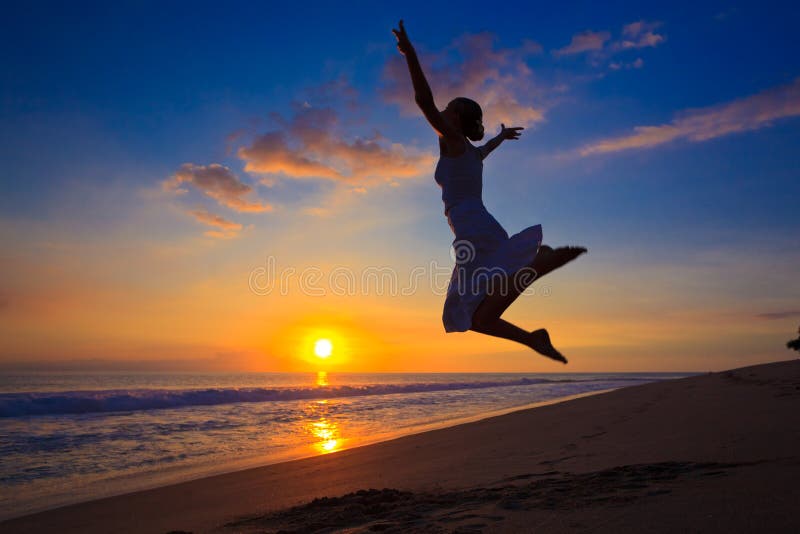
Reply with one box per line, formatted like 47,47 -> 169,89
444,197 -> 485,217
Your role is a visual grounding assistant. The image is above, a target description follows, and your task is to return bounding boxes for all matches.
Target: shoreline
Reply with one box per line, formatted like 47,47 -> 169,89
3,360 -> 798,533
1,387 -> 623,522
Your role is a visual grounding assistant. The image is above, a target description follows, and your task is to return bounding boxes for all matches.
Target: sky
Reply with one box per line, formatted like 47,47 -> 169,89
1,1 -> 799,372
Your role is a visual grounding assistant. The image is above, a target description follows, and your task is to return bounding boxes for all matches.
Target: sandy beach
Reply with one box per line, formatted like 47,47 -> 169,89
3,359 -> 798,533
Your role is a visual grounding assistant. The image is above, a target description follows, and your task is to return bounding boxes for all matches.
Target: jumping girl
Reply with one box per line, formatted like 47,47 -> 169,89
392,20 -> 587,364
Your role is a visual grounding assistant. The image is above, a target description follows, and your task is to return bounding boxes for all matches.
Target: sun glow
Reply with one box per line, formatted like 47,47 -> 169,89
285,323 -> 357,369
314,338 -> 333,358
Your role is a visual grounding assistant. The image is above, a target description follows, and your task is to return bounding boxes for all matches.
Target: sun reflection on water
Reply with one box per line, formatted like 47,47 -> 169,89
304,373 -> 343,454
310,416 -> 340,453
316,371 -> 328,387
305,401 -> 342,454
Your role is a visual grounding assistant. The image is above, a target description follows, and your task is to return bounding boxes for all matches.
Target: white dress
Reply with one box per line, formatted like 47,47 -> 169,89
435,139 -> 543,332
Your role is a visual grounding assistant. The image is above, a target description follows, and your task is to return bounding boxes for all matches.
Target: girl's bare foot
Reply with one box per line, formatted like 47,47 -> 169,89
527,328 -> 568,364
533,245 -> 587,279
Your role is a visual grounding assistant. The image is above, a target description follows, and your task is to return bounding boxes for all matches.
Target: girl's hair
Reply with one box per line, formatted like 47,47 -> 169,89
447,97 -> 484,141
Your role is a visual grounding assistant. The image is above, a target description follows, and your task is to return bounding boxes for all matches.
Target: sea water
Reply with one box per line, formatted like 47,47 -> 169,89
0,371 -> 696,520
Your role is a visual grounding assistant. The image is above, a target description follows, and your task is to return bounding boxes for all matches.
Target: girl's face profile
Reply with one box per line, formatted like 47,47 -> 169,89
468,115 -> 484,141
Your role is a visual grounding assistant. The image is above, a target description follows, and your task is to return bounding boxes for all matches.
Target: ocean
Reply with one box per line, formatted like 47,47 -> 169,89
0,371 -> 696,520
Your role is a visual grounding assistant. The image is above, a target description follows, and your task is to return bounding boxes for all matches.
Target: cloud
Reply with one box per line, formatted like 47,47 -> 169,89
304,75 -> 360,109
187,208 -> 243,239
381,32 -> 546,128
617,21 -> 665,50
553,21 -> 664,70
204,230 -> 239,239
577,78 -> 800,156
188,208 -> 241,230
553,30 -> 611,57
519,38 -> 544,55
757,310 -> 800,320
238,104 -> 436,185
239,130 -> 342,180
164,163 -> 272,213
609,58 -> 644,71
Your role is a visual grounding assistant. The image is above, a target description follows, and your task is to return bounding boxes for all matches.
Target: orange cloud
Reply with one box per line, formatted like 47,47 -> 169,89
382,32 -> 546,128
164,163 -> 272,213
238,105 -> 435,185
187,208 -> 243,239
203,230 -> 240,239
553,30 -> 611,57
239,131 -> 342,179
578,78 -> 800,156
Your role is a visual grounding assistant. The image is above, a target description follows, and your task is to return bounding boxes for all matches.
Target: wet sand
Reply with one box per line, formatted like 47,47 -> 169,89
3,359 -> 799,533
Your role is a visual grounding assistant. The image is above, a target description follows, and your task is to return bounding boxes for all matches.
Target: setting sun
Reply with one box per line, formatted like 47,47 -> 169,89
314,338 -> 333,358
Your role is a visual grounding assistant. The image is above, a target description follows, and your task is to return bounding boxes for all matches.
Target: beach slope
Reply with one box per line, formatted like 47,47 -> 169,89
3,359 -> 799,533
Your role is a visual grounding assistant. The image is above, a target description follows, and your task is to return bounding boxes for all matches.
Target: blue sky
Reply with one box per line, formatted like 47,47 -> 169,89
1,1 -> 798,371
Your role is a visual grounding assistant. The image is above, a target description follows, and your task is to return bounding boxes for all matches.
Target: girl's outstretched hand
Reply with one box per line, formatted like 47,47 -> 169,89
392,20 -> 413,55
500,123 -> 524,140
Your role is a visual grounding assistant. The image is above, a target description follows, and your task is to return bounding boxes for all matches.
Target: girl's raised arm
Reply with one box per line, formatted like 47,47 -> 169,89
392,20 -> 461,141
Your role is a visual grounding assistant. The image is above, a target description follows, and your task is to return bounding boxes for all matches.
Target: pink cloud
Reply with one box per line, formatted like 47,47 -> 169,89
609,58 -> 645,71
553,30 -> 611,57
577,78 -> 800,156
381,32 -> 546,128
554,21 -> 664,70
164,163 -> 272,213
617,20 -> 665,50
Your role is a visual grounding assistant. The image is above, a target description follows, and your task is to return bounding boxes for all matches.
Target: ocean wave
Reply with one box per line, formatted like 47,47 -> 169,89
0,377 -> 652,418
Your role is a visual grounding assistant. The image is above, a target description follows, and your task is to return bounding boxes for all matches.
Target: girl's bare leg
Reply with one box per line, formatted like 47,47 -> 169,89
468,244 -> 587,364
471,303 -> 567,363
485,244 -> 586,319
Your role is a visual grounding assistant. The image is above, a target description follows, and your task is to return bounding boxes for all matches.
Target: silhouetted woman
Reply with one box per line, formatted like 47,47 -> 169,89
393,20 -> 587,364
